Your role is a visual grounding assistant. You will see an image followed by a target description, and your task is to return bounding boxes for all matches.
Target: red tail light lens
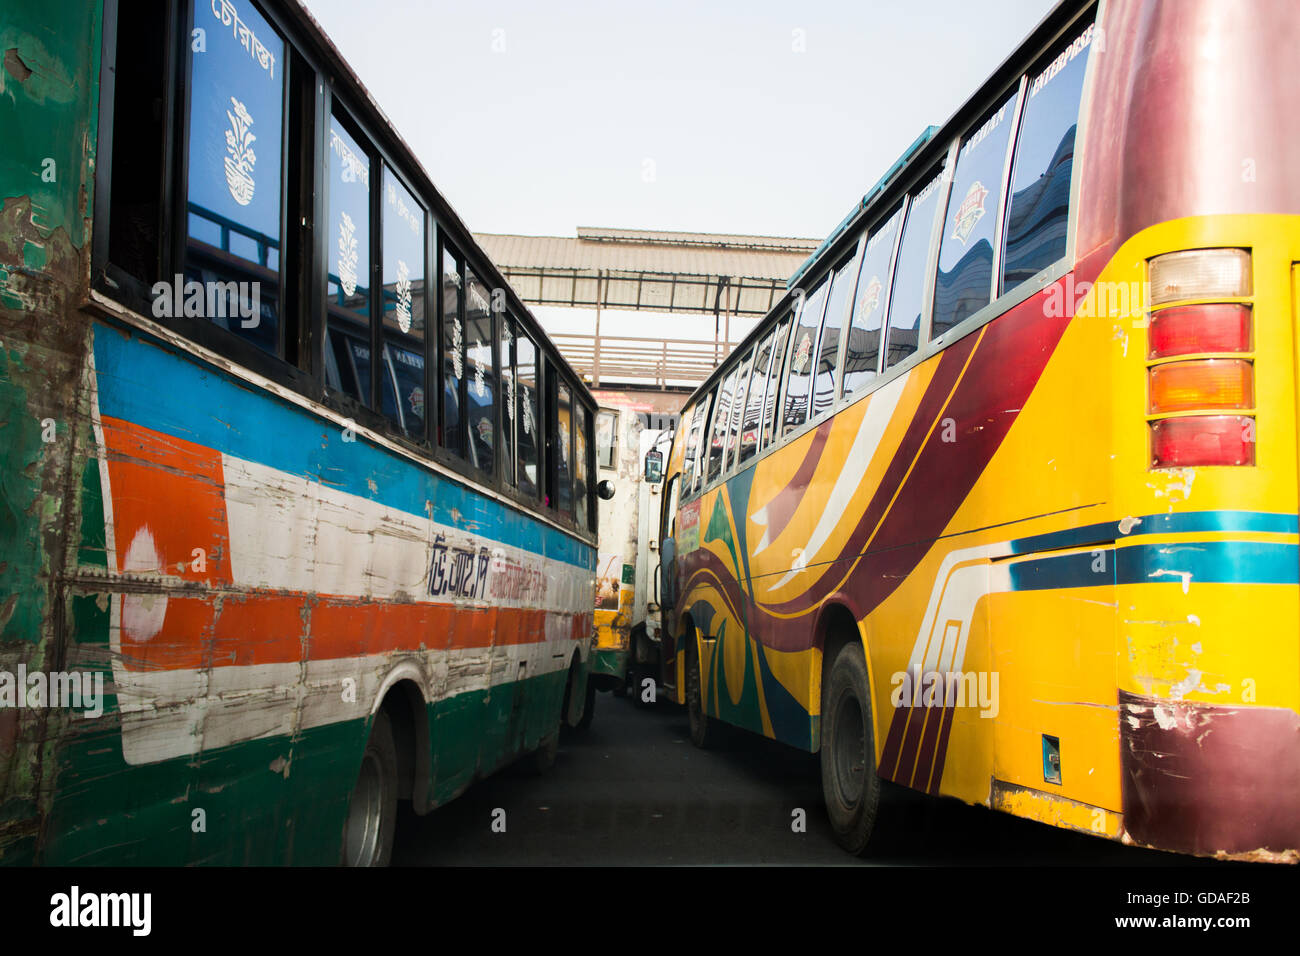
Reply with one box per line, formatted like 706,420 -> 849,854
1150,415 -> 1255,467
1148,304 -> 1251,358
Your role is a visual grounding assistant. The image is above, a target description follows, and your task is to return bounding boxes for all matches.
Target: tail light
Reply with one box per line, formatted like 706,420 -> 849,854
1148,303 -> 1251,358
1151,416 -> 1255,468
1149,359 -> 1253,414
1149,249 -> 1251,306
1146,249 -> 1255,467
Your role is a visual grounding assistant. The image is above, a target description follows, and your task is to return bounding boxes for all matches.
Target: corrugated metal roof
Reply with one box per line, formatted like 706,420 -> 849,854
474,230 -> 817,282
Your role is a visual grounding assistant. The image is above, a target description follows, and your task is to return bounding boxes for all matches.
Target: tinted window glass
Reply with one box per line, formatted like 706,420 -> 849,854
381,167 -> 426,438
556,384 -> 573,516
577,403 -> 592,530
465,269 -> 495,473
885,168 -> 945,368
725,348 -> 754,472
812,250 -> 860,419
933,90 -> 1018,336
185,0 -> 284,355
500,318 -> 515,485
683,394 -> 712,497
739,328 -> 776,466
843,205 -> 902,396
516,329 -> 540,498
441,249 -> 463,453
706,366 -> 738,484
596,409 -> 618,469
782,280 -> 828,437
760,316 -> 792,451
1001,21 -> 1095,294
325,116 -> 372,404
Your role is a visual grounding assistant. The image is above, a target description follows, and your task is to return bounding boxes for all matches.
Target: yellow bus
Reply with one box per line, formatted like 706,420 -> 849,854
656,0 -> 1300,862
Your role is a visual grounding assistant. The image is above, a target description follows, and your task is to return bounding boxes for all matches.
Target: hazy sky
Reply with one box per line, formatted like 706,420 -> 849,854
300,0 -> 1059,242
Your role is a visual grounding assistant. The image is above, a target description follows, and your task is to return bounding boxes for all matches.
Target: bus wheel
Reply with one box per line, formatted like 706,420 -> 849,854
819,643 -> 880,855
631,634 -> 656,710
575,678 -> 596,732
686,636 -> 718,748
528,723 -> 560,774
343,709 -> 398,866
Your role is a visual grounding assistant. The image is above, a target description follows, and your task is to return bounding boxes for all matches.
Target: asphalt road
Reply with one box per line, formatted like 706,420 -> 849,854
391,689 -> 1219,866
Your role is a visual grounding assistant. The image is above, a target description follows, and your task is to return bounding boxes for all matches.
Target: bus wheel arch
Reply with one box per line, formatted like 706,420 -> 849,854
682,614 -> 720,748
814,601 -> 878,753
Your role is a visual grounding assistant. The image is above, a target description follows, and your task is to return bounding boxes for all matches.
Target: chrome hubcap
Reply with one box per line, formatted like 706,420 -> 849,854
344,751 -> 384,866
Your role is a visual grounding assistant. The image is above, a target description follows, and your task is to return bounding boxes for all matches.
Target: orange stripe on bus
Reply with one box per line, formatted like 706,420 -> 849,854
119,592 -> 561,671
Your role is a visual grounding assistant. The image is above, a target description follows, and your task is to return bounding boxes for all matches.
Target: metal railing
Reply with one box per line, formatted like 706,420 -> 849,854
552,333 -> 738,388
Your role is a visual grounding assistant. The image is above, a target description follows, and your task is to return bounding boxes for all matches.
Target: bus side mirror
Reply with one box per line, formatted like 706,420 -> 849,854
597,479 -> 616,500
644,449 -> 664,484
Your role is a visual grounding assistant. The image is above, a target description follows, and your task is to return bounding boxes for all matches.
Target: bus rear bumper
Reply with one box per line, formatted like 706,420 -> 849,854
1119,690 -> 1300,862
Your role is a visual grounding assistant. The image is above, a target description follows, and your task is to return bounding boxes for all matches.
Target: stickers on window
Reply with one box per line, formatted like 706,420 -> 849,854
861,275 -> 882,315
395,259 -> 412,332
210,0 -> 278,78
951,180 -> 989,246
1029,22 -> 1095,99
794,331 -> 813,373
337,211 -> 359,296
223,96 -> 256,206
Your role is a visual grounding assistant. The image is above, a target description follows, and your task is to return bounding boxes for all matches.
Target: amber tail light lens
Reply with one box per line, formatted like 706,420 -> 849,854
1149,359 -> 1252,414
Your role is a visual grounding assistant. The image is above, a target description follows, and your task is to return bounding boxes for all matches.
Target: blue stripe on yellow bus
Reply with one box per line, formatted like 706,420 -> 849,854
1010,511 -> 1298,556
1008,541 -> 1299,591
92,324 -> 593,570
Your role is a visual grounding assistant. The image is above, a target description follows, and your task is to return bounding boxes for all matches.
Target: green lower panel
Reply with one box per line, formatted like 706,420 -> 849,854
35,664 -> 573,864
591,648 -> 629,679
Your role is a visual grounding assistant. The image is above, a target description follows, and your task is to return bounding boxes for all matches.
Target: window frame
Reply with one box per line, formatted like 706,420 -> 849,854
676,1 -> 1097,471
89,0 -> 599,542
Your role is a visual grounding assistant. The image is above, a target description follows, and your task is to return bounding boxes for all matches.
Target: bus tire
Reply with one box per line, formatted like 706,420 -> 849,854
527,727 -> 559,774
575,678 -> 596,732
631,647 -> 655,711
342,709 -> 398,866
819,642 -> 880,856
685,633 -> 719,749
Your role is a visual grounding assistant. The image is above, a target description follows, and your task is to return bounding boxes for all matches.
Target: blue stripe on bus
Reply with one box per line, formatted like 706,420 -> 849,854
1008,541 -> 1299,591
93,325 -> 594,570
1010,510 -> 1298,556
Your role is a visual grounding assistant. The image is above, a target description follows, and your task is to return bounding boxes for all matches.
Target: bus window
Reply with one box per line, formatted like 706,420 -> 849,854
813,248 -> 861,419
516,327 -> 540,497
596,409 -> 618,469
184,0 -> 284,356
725,347 -> 755,472
782,279 -> 828,437
441,248 -> 463,454
557,383 -> 573,516
886,168 -> 946,369
683,393 -> 713,497
738,328 -> 776,466
760,316 -> 792,451
932,89 -> 1019,336
706,365 -> 739,484
575,404 -> 590,531
500,316 -> 516,484
465,268 -> 495,474
325,115 -> 372,405
842,205 -> 902,397
1001,21 -> 1095,294
381,166 -> 426,439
